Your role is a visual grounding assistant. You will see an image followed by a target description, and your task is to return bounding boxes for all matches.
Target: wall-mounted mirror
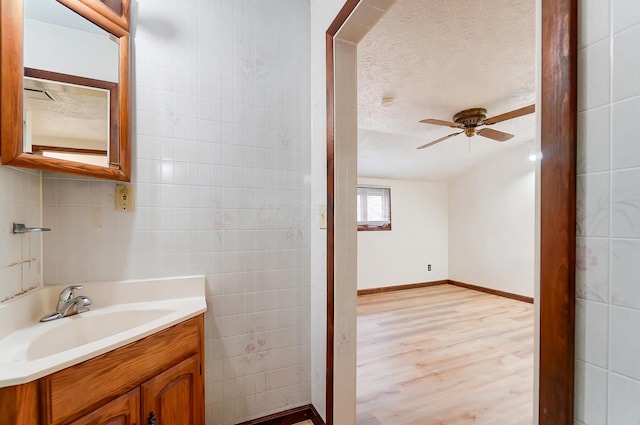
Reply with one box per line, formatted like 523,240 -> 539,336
0,0 -> 131,181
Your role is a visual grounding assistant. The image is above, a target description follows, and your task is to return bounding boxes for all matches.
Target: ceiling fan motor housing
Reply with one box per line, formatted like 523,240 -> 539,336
453,108 -> 487,137
453,108 -> 487,127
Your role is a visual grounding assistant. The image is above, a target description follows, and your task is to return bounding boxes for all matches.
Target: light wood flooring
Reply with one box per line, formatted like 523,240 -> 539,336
356,285 -> 534,425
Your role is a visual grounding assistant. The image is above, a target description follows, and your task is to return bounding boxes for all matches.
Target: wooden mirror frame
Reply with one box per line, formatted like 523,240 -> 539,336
76,0 -> 131,31
0,0 -> 131,181
326,0 -> 576,424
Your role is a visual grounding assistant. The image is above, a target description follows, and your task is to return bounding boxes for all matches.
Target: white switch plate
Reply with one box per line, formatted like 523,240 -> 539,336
115,185 -> 135,211
319,204 -> 327,229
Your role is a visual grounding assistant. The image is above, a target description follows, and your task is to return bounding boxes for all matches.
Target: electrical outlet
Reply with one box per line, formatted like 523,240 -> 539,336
115,185 -> 135,211
428,264 -> 431,271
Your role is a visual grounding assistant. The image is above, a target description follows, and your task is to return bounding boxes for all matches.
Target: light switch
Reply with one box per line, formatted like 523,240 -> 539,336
319,204 -> 327,229
115,185 -> 135,211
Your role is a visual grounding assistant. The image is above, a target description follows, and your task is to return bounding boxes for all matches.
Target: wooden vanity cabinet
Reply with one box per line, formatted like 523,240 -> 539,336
67,388 -> 140,425
69,355 -> 202,425
141,355 -> 201,425
0,314 -> 205,425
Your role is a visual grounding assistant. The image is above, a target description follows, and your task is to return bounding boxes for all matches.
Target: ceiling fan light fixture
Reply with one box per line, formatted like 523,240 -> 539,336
417,104 -> 535,149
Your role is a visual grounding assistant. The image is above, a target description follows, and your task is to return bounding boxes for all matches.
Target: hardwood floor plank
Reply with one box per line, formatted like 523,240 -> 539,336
357,285 -> 534,425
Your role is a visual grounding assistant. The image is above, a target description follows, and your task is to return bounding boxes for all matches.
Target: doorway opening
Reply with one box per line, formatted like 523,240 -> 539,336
326,0 -> 577,424
352,2 -> 538,420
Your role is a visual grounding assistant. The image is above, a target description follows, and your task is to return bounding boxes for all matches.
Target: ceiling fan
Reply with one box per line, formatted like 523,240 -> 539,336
416,104 -> 535,149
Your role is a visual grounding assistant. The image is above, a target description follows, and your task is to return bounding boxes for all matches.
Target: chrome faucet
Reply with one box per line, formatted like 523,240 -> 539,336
40,285 -> 92,322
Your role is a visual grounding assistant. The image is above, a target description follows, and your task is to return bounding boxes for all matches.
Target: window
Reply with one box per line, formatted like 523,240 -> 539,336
357,186 -> 391,231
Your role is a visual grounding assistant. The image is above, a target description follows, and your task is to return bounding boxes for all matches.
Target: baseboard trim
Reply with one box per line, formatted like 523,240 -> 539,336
357,280 -> 448,296
357,279 -> 534,304
448,280 -> 534,304
235,404 -> 324,425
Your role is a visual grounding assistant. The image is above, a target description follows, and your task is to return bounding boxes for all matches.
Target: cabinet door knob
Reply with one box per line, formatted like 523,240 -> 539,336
147,411 -> 157,425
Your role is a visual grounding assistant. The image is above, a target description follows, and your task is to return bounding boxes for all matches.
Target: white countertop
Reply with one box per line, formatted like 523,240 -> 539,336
0,276 -> 206,387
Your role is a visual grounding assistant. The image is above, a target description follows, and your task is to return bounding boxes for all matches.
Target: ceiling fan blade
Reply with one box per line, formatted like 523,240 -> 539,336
477,127 -> 514,142
484,104 -> 535,125
419,118 -> 464,128
416,131 -> 464,149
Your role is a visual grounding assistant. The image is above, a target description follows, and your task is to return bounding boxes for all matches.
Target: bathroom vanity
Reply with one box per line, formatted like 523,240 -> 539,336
0,276 -> 207,424
1,316 -> 204,424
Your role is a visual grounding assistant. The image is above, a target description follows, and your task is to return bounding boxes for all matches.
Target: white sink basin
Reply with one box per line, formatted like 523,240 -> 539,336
26,308 -> 173,360
0,276 -> 206,387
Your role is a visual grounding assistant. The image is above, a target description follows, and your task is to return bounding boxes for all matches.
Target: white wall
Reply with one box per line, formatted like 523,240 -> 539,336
41,1 -> 311,424
331,39 -> 359,425
448,143 -> 535,297
24,19 -> 119,83
574,0 -> 640,423
309,0 -> 351,420
357,177 -> 448,289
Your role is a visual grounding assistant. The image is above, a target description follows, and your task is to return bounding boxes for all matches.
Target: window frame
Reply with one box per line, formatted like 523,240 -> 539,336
357,186 -> 391,231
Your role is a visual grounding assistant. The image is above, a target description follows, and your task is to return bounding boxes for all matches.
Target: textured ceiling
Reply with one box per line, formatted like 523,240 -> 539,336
357,0 -> 536,181
24,78 -> 109,149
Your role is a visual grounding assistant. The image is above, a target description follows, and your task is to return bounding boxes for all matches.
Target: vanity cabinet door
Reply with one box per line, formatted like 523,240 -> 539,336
140,355 -> 203,425
68,388 -> 140,425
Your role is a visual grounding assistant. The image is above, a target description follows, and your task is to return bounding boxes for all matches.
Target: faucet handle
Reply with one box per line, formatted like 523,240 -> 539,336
59,285 -> 84,302
75,295 -> 92,313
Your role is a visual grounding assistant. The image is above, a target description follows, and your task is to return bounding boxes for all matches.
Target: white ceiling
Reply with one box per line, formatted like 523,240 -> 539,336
24,0 -> 109,36
357,0 -> 536,182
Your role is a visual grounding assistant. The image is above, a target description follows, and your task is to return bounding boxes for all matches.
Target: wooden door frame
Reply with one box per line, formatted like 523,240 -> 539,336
325,0 -> 577,424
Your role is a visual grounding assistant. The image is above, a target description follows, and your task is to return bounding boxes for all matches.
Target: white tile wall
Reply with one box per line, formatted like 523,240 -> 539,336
612,25 -> 640,102
608,372 -> 640,423
575,360 -> 608,425
0,167 -> 42,302
576,237 -> 609,302
575,299 -> 608,368
578,40 -> 610,111
611,0 -> 640,33
611,239 -> 640,308
41,1 -> 311,424
576,173 -> 610,238
576,0 -> 640,423
578,0 -> 610,47
611,169 -> 640,238
611,98 -> 640,169
609,307 -> 640,380
577,106 -> 610,174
